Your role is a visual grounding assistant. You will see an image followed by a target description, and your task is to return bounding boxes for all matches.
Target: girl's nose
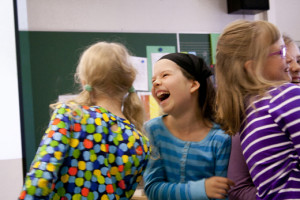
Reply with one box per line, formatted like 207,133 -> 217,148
152,79 -> 161,86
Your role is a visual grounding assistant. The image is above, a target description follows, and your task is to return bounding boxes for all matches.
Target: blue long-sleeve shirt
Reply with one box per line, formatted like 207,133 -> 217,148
143,115 -> 231,200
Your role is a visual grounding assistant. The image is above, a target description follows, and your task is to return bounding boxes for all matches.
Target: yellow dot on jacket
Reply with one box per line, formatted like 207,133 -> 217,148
123,120 -> 130,124
75,177 -> 84,187
73,194 -> 81,200
54,151 -> 62,160
90,154 -> 97,162
110,166 -> 118,175
97,175 -> 105,184
33,161 -> 40,168
133,131 -> 140,139
110,116 -> 116,121
95,118 -> 101,125
101,194 -> 109,200
108,154 -> 115,163
128,135 -> 135,143
78,161 -> 86,170
69,138 -> 79,148
61,174 -> 69,183
93,169 -> 101,177
40,150 -> 47,157
37,178 -> 48,188
100,144 -> 107,152
122,155 -> 129,163
94,133 -> 102,142
127,142 -> 134,149
103,113 -> 109,122
25,179 -> 32,188
80,117 -> 87,125
46,163 -> 55,172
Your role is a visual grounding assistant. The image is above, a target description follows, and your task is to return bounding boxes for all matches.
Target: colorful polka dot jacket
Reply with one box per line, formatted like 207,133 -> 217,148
19,104 -> 150,200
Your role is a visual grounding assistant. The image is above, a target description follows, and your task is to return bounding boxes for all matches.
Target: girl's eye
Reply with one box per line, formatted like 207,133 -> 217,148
162,74 -> 168,77
297,59 -> 300,65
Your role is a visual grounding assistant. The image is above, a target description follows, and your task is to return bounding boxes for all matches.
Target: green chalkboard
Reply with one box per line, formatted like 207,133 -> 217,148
179,33 -> 211,65
18,31 -> 178,173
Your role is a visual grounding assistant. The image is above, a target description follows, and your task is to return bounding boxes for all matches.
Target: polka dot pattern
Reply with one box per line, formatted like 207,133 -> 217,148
19,104 -> 150,200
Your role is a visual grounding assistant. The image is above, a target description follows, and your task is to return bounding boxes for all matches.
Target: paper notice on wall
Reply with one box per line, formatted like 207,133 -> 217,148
150,53 -> 169,75
130,56 -> 148,91
146,46 -> 176,90
58,94 -> 77,103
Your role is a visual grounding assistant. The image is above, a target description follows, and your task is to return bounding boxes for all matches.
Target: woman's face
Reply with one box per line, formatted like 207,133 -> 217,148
263,38 -> 291,82
287,42 -> 300,85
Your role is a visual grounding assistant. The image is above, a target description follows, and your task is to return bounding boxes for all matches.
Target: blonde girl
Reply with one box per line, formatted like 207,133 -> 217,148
19,41 -> 150,200
216,20 -> 300,199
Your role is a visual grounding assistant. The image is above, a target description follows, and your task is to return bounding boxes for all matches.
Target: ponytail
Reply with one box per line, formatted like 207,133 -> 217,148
123,92 -> 145,132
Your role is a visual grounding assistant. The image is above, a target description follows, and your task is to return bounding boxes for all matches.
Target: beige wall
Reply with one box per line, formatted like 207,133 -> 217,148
1,0 -> 23,199
19,0 -> 255,33
0,159 -> 23,199
267,0 -> 300,42
18,0 -> 300,42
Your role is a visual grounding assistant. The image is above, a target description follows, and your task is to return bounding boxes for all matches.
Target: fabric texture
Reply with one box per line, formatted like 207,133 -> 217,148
228,134 -> 256,200
19,104 -> 150,200
240,83 -> 300,199
143,115 -> 231,200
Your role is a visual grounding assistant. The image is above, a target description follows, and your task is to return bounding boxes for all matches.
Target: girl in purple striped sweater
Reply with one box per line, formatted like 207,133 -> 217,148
215,20 -> 300,199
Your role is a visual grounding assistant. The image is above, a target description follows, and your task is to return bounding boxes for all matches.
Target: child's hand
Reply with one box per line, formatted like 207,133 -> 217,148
205,176 -> 235,199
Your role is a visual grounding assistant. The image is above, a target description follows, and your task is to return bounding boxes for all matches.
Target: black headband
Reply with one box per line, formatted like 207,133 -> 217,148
159,53 -> 212,83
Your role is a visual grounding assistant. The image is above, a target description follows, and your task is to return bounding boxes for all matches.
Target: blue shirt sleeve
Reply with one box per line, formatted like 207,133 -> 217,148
215,133 -> 231,177
143,156 -> 209,200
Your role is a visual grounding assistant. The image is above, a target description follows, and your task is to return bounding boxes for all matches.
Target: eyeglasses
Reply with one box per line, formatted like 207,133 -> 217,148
268,45 -> 287,58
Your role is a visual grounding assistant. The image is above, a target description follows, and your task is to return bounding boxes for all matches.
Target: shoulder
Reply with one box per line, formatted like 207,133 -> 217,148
144,116 -> 167,143
203,123 -> 231,156
209,123 -> 231,147
266,83 -> 300,107
210,123 -> 231,140
144,116 -> 164,131
269,83 -> 300,99
51,103 -> 87,120
51,103 -> 73,114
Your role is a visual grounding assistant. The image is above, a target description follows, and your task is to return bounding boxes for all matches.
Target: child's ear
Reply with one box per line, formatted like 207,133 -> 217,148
190,80 -> 200,93
244,60 -> 254,75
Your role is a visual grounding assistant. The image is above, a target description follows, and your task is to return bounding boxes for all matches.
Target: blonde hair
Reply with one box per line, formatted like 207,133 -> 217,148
283,34 -> 294,46
51,41 -> 145,131
215,20 -> 283,135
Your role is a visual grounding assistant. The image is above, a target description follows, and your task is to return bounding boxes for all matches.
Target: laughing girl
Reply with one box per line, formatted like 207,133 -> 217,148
143,53 -> 234,200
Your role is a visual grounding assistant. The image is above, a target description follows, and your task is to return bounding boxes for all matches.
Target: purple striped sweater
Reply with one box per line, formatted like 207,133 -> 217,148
240,83 -> 300,200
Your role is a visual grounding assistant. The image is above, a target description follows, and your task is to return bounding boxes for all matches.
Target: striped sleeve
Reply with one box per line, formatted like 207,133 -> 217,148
215,133 -> 231,177
269,84 -> 300,156
143,155 -> 207,200
240,83 -> 300,199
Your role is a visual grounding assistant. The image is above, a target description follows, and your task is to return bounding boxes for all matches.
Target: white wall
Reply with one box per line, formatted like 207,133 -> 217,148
0,1 -> 23,199
19,0 -> 300,42
267,0 -> 300,42
21,0 -> 255,33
